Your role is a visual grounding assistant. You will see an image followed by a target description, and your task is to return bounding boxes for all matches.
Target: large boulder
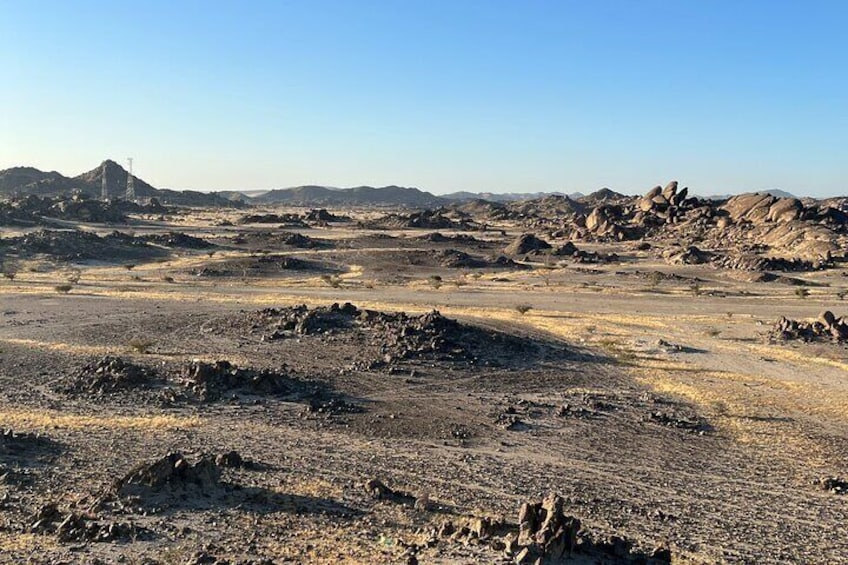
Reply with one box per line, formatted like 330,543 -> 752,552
504,233 -> 552,256
723,193 -> 777,222
767,198 -> 803,223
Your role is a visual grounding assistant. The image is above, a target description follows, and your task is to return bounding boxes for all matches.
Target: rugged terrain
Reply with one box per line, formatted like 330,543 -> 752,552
2,184 -> 848,564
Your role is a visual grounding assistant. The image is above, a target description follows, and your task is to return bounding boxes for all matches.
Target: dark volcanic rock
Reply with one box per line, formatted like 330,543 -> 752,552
180,360 -> 300,401
142,231 -> 213,249
65,356 -> 161,395
504,233 -> 552,256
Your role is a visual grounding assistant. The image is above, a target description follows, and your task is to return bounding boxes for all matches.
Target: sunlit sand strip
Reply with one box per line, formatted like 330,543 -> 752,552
0,337 -> 115,356
0,407 -> 201,431
0,532 -> 59,554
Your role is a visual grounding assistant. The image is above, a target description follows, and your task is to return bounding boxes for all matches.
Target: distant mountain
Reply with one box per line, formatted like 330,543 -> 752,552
0,160 -> 243,207
254,185 -> 447,207
441,191 -> 584,202
578,188 -> 630,204
705,189 -> 797,201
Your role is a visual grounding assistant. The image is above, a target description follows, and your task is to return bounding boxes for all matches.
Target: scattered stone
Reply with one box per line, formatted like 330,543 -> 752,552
815,477 -> 848,494
364,478 -> 416,506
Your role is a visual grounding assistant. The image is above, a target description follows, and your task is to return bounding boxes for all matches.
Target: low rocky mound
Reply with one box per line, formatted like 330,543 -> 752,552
237,213 -> 307,227
304,208 -> 349,222
64,356 -> 162,396
230,230 -> 328,249
0,230 -> 167,261
504,233 -> 551,256
28,502 -> 148,543
0,194 -> 164,226
362,209 -> 477,231
141,231 -> 213,249
235,303 -> 558,368
417,232 -> 481,244
425,494 -> 671,564
179,360 -> 309,401
113,452 -> 221,499
771,311 -> 848,342
191,254 -> 334,278
1,429 -> 56,457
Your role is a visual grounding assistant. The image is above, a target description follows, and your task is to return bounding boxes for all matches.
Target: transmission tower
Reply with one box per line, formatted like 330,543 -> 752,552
101,162 -> 108,200
125,158 -> 135,201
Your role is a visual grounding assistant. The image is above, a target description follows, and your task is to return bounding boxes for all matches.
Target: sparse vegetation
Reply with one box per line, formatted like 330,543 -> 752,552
54,283 -> 73,294
428,275 -> 443,289
648,271 -> 664,287
320,274 -> 343,288
514,304 -> 533,315
690,283 -> 701,297
795,288 -> 810,299
127,338 -> 154,354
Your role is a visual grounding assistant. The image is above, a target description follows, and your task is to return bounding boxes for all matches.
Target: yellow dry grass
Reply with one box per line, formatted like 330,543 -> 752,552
0,408 -> 201,431
0,337 -> 115,356
0,532 -> 59,554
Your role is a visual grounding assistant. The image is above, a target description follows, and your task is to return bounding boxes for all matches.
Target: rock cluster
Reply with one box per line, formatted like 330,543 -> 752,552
112,452 -> 221,497
29,503 -> 145,543
66,356 -> 160,395
180,360 -> 300,401
430,494 -> 672,564
772,311 -> 848,342
0,229 -> 165,261
240,303 -> 546,368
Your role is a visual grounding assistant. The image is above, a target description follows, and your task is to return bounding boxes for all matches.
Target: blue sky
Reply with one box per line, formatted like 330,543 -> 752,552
1,0 -> 845,196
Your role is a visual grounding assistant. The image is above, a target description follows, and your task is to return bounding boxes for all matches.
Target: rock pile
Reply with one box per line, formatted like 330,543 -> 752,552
362,208 -> 477,231
1,429 -> 54,457
429,494 -> 671,564
180,360 -> 301,401
29,503 -> 145,543
141,231 -> 213,249
66,356 -> 160,395
237,212 -> 307,226
0,229 -> 166,261
114,452 -> 221,494
504,233 -> 552,256
772,311 -> 848,342
240,303 -> 548,368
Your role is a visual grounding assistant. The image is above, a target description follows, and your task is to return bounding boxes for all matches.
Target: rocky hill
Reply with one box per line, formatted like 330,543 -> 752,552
0,161 -> 243,208
254,185 -> 447,208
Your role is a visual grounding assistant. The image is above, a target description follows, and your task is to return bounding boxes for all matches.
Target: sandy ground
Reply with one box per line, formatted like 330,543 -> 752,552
1,209 -> 848,564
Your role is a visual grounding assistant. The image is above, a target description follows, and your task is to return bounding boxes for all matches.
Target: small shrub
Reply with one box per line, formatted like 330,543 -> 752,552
161,275 -> 175,283
55,284 -> 73,294
838,289 -> 848,301
515,304 -> 533,315
795,288 -> 809,299
320,274 -> 342,288
127,338 -> 153,354
428,275 -> 443,290
648,271 -> 664,287
124,264 -> 136,271
2,271 -> 16,281
689,283 -> 701,297
66,270 -> 81,284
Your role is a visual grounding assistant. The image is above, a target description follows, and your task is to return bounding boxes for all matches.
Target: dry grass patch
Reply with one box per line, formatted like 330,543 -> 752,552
0,408 -> 201,431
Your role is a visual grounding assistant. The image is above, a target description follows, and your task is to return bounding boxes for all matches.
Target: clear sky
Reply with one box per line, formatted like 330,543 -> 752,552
1,1 -> 846,196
